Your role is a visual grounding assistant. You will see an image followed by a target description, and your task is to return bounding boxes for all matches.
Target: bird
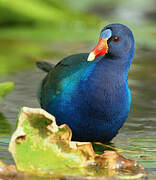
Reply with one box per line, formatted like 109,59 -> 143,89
37,23 -> 135,143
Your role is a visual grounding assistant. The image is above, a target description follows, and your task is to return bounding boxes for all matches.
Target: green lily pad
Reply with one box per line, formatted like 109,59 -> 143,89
9,107 -> 146,178
0,82 -> 14,101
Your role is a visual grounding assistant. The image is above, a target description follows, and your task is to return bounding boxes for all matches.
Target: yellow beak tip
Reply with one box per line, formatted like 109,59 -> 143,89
87,52 -> 95,61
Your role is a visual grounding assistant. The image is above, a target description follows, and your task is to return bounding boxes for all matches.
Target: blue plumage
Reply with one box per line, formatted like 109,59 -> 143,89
37,24 -> 135,142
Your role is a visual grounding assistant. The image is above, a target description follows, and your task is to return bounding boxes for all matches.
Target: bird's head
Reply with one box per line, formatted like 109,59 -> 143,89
87,23 -> 135,62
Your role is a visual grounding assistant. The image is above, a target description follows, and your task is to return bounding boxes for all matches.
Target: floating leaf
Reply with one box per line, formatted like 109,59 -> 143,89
9,107 -> 146,178
0,82 -> 14,101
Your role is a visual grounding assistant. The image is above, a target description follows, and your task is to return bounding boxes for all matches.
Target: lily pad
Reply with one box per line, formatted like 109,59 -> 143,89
9,107 -> 146,178
0,82 -> 14,101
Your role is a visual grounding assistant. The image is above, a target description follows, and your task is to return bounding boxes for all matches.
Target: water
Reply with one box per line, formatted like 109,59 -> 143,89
0,51 -> 156,179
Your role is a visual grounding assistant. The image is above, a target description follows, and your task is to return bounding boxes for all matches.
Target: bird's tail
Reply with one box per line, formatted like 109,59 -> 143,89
36,61 -> 54,73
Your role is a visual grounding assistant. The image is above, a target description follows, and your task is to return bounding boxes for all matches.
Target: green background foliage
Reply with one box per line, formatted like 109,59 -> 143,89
0,0 -> 155,74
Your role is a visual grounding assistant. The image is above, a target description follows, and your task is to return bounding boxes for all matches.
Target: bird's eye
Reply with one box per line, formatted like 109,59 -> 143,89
113,36 -> 120,42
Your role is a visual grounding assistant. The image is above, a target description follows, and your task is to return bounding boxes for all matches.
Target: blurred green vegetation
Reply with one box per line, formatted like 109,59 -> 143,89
0,0 -> 156,74
0,82 -> 14,101
0,112 -> 11,135
0,0 -> 98,25
0,0 -> 99,75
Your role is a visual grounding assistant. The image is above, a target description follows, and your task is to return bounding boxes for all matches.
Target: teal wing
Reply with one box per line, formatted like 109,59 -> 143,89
39,53 -> 89,108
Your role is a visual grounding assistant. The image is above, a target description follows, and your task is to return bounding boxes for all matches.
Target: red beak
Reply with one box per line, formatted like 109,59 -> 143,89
87,38 -> 108,61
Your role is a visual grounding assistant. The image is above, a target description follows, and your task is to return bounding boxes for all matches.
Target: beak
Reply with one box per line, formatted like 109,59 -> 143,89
87,38 -> 108,61
87,28 -> 112,61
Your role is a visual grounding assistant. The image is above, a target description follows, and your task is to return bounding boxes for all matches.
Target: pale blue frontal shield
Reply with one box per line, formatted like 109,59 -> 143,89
100,29 -> 112,40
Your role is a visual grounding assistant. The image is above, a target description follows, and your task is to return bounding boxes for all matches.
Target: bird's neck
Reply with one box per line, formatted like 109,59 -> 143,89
104,48 -> 134,71
93,55 -> 131,82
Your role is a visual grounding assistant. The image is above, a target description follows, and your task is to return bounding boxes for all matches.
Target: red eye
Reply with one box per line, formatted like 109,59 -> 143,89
113,37 -> 120,42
